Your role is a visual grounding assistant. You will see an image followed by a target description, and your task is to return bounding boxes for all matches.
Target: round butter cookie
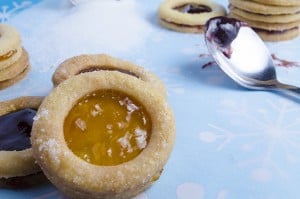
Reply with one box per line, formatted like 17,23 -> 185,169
229,5 -> 300,23
0,96 -> 45,188
158,0 -> 226,33
0,48 -> 29,82
52,54 -> 167,97
0,65 -> 30,90
230,13 -> 300,31
32,71 -> 175,199
249,0 -> 300,6
229,0 -> 300,15
0,24 -> 22,70
255,27 -> 300,42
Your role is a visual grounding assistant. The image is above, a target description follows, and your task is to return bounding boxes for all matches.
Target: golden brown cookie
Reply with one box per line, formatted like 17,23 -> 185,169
229,5 -> 300,23
0,65 -> 30,90
0,96 -> 44,187
229,0 -> 300,15
158,0 -> 226,33
32,71 -> 175,199
256,27 -> 300,42
0,24 -> 22,70
249,0 -> 300,6
0,48 -> 29,82
229,13 -> 300,31
52,54 -> 167,97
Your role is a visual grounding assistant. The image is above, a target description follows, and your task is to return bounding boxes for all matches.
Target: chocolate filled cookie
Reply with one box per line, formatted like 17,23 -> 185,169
228,0 -> 300,41
158,0 -> 226,33
0,96 -> 45,188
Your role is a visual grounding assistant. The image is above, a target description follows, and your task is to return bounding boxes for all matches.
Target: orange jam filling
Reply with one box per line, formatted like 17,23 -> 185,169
0,50 -> 17,61
64,89 -> 152,166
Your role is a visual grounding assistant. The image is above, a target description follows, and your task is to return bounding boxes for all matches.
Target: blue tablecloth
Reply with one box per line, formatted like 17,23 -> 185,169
1,0 -> 300,198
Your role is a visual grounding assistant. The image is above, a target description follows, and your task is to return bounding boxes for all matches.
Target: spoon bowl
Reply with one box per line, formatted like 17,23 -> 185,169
204,17 -> 300,96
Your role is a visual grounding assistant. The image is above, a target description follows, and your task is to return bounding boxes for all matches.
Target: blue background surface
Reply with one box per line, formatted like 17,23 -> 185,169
1,0 -> 300,198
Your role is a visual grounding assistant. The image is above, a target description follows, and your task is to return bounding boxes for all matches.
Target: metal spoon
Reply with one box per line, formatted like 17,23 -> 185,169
204,16 -> 300,97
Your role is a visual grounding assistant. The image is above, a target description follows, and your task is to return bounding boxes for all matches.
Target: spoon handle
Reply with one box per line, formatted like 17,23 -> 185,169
275,81 -> 300,98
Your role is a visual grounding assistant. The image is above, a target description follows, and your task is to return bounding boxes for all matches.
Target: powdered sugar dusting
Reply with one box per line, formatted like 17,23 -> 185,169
9,0 -> 154,71
38,138 -> 61,166
33,108 -> 49,121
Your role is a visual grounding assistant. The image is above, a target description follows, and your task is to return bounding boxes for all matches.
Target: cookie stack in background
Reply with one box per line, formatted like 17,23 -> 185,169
228,0 -> 300,41
0,24 -> 30,90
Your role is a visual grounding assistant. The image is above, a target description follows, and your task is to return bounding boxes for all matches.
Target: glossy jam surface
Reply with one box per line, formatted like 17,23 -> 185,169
64,89 -> 152,166
175,4 -> 212,14
0,50 -> 17,61
0,108 -> 36,151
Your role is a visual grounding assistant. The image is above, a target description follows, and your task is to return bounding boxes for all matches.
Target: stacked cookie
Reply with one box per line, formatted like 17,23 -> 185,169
158,0 -> 226,33
229,0 -> 300,41
0,24 -> 30,90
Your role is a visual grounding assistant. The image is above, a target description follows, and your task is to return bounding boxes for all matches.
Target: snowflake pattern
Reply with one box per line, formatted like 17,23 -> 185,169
199,97 -> 300,181
0,1 -> 31,22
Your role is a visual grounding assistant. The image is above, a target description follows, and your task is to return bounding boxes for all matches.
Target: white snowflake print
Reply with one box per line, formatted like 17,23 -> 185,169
199,97 -> 300,182
0,1 -> 31,22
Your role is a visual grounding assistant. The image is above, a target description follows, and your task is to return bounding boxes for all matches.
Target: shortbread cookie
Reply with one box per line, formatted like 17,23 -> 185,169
255,27 -> 299,42
0,24 -> 22,70
32,71 -> 175,199
230,13 -> 300,31
52,54 -> 167,97
0,65 -> 30,90
230,5 -> 300,23
158,0 -> 226,33
0,96 -> 43,187
229,0 -> 300,15
0,48 -> 29,81
249,0 -> 300,6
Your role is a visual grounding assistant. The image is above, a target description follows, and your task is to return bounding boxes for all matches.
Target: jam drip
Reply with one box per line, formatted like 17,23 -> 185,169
175,4 -> 212,14
0,108 -> 36,151
0,50 -> 17,61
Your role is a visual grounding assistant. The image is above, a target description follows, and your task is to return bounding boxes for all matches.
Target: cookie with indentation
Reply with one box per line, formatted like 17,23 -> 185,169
0,24 -> 22,70
52,54 -> 167,97
0,96 -> 45,188
158,0 -> 226,33
32,71 -> 175,199
229,5 -> 300,23
229,0 -> 300,15
0,48 -> 29,82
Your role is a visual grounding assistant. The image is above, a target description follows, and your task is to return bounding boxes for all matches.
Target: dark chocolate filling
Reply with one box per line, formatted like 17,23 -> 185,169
0,108 -> 36,151
206,17 -> 243,48
174,4 -> 212,14
205,17 -> 246,58
76,66 -> 140,78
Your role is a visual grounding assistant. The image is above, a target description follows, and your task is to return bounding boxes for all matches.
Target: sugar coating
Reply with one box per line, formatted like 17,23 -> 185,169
33,108 -> 49,121
9,0 -> 154,74
38,138 -> 61,166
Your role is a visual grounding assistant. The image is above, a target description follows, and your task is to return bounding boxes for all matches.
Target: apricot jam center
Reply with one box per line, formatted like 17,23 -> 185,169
64,89 -> 152,166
